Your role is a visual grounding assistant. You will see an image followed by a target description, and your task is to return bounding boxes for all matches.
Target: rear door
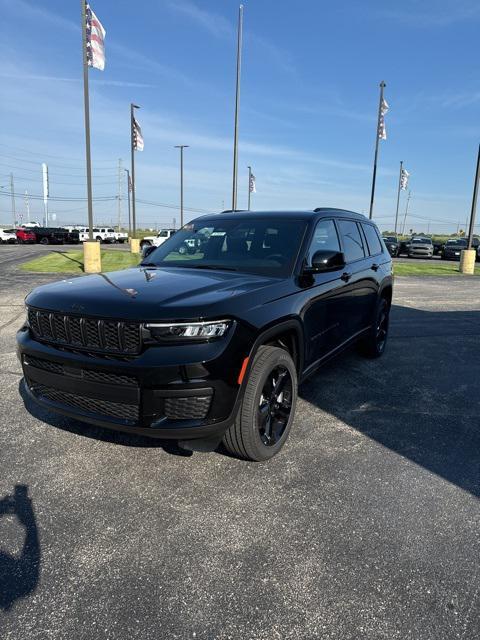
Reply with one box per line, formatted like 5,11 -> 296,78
301,218 -> 347,365
336,219 -> 375,337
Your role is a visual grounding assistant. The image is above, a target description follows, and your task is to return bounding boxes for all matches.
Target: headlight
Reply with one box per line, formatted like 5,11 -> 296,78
145,319 -> 231,343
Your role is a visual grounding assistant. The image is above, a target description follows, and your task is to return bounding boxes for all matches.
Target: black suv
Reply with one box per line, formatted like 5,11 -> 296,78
17,209 -> 393,461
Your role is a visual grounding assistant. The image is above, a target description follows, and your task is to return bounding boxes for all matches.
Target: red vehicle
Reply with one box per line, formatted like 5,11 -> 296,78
16,228 -> 37,244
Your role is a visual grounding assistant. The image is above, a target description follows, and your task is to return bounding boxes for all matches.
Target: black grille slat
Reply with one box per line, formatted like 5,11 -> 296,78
28,307 -> 142,356
24,355 -> 137,387
30,383 -> 138,422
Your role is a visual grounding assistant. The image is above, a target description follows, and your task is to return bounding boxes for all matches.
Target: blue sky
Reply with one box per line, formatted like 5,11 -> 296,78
0,0 -> 479,232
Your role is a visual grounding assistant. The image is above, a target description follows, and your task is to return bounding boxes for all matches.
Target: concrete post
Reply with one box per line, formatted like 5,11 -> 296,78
459,249 -> 476,274
83,240 -> 101,273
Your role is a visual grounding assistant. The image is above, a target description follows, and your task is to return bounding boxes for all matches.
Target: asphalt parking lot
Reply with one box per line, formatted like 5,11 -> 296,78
1,259 -> 479,639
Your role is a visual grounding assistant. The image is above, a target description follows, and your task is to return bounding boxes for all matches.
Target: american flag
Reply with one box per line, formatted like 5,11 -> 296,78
133,117 -> 144,151
86,3 -> 106,71
249,173 -> 256,193
400,168 -> 410,190
378,97 -> 389,140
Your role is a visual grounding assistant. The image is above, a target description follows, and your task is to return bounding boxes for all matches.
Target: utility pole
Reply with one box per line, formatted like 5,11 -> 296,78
117,158 -> 122,232
10,173 -> 16,227
394,160 -> 403,235
467,143 -> 480,250
24,190 -> 30,223
124,168 -> 131,237
369,80 -> 386,219
231,4 -> 244,211
174,145 -> 189,228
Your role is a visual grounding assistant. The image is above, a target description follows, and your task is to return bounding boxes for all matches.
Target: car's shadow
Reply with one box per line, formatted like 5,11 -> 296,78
300,304 -> 480,498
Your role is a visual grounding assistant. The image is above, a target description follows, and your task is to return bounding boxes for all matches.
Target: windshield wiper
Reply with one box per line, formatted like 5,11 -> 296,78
190,264 -> 239,272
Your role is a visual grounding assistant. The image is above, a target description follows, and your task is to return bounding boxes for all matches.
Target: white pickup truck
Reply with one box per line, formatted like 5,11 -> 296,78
140,229 -> 176,250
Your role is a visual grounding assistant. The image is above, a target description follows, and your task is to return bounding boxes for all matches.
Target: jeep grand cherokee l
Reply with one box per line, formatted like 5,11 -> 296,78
17,209 -> 393,461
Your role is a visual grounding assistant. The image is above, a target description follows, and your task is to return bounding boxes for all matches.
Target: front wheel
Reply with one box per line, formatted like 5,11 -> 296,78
359,297 -> 390,358
223,346 -> 298,461
39,237 -> 49,245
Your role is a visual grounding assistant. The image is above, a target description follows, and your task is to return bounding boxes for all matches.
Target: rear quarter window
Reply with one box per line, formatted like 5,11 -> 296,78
362,223 -> 383,256
337,220 -> 366,262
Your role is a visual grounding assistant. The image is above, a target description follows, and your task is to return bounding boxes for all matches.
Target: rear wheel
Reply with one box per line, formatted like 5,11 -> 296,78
39,237 -> 49,245
359,297 -> 390,358
223,346 -> 297,461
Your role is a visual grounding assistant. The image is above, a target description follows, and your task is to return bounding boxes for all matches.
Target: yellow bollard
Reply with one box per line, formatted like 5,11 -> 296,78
130,238 -> 140,254
83,240 -> 102,273
459,249 -> 476,274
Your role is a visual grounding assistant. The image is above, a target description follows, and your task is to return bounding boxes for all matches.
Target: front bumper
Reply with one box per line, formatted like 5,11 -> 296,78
408,249 -> 433,257
17,324 -> 252,440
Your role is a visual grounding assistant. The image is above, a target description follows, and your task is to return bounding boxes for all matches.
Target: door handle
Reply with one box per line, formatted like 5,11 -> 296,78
341,271 -> 352,282
371,263 -> 379,271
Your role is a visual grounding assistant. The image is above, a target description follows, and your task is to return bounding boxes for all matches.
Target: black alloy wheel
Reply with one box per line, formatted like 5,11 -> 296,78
257,365 -> 293,447
359,297 -> 390,358
223,346 -> 298,461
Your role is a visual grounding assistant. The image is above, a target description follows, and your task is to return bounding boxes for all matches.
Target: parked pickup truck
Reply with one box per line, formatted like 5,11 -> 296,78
33,228 -> 80,245
92,228 -> 117,243
0,228 -> 17,244
140,228 -> 176,250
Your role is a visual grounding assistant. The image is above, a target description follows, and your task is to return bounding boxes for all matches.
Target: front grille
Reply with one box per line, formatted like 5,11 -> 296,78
164,395 -> 212,420
28,307 -> 141,355
29,382 -> 138,422
24,354 -> 137,387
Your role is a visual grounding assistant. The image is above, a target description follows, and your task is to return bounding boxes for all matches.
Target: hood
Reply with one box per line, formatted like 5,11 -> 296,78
26,266 -> 286,322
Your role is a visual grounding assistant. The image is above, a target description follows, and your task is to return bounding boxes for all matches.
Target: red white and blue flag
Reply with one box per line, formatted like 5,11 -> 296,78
86,3 -> 106,71
378,97 -> 389,140
249,173 -> 256,193
133,117 -> 144,151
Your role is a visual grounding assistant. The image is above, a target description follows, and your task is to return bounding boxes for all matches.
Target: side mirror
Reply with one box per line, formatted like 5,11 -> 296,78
142,244 -> 156,259
306,250 -> 345,273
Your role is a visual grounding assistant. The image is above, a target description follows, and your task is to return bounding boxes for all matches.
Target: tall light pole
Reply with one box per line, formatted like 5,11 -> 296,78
124,168 -> 131,237
231,5 -> 244,212
130,103 -> 141,236
174,145 -> 189,228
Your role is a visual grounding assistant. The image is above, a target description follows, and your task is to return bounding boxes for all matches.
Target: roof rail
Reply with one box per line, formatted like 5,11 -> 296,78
221,209 -> 247,213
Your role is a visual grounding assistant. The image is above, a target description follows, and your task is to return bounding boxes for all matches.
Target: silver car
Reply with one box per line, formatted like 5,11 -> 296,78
406,237 -> 433,258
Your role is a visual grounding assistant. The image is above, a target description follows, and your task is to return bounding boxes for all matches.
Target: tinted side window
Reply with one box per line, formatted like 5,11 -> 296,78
306,219 -> 340,265
337,220 -> 366,262
362,223 -> 383,256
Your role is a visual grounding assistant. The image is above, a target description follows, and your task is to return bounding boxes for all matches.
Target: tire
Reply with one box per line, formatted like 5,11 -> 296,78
222,346 -> 298,462
96,236 -> 102,243
140,240 -> 151,250
39,237 -> 49,245
358,297 -> 390,359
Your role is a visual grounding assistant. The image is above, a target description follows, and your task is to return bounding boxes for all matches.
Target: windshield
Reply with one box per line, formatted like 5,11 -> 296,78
141,217 -> 308,277
383,236 -> 397,242
411,238 -> 432,244
446,239 -> 466,246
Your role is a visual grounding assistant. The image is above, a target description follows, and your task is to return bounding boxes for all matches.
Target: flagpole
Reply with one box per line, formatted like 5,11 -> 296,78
130,103 -> 139,237
369,80 -> 386,220
401,191 -> 411,236
394,160 -> 403,235
175,145 -> 189,228
81,0 -> 94,241
247,165 -> 252,210
231,4 -> 244,212
124,168 -> 131,237
466,143 -> 480,250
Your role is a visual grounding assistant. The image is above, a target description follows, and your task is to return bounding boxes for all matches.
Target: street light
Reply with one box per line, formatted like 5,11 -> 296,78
174,145 -> 189,228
